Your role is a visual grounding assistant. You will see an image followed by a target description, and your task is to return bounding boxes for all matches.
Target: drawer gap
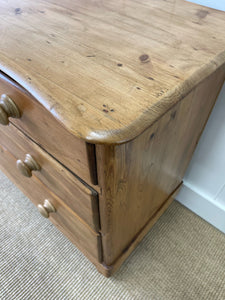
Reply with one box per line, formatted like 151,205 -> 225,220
10,121 -> 99,195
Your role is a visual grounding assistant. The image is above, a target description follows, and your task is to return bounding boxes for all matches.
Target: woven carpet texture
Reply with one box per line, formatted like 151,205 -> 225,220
0,170 -> 225,300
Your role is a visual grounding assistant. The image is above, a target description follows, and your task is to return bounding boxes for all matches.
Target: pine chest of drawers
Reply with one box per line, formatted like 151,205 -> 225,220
0,0 -> 225,276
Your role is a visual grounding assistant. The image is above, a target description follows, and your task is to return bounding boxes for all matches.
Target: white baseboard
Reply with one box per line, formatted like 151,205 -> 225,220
176,185 -> 225,234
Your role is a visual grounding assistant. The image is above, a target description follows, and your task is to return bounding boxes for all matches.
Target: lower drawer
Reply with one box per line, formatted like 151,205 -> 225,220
0,143 -> 102,262
0,124 -> 100,231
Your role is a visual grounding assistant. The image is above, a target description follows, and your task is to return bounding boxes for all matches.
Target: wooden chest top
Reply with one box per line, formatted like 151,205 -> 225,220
0,0 -> 225,144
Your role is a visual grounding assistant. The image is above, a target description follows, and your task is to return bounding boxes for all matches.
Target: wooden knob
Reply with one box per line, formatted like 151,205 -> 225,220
37,199 -> 56,218
0,94 -> 21,125
17,154 -> 41,177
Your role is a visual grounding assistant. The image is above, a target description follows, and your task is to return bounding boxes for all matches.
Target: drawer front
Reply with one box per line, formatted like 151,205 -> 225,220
0,72 -> 97,185
0,123 -> 100,231
0,142 -> 101,262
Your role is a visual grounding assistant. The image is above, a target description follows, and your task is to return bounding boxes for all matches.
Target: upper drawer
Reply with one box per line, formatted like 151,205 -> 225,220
0,123 -> 100,231
0,72 -> 97,185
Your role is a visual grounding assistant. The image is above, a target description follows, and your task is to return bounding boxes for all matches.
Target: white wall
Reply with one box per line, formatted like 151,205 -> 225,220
176,82 -> 225,233
186,0 -> 225,11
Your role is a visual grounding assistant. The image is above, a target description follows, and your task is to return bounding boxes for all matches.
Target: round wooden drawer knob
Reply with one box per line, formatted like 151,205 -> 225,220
16,154 -> 41,177
37,199 -> 56,218
0,94 -> 21,125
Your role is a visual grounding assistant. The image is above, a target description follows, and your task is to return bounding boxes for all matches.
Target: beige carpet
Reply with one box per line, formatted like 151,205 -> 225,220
1,170 -> 225,300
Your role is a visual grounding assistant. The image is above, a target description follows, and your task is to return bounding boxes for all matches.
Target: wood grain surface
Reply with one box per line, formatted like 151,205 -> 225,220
0,72 -> 97,184
0,0 -> 224,143
0,143 -> 102,262
0,123 -> 100,231
96,66 -> 225,265
105,183 -> 183,277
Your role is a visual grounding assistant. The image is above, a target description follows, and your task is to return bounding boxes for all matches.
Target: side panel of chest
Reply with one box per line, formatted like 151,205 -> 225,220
96,66 -> 225,268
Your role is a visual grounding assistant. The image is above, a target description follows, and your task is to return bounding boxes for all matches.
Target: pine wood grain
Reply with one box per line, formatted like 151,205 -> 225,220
0,143 -> 102,262
1,0 -> 225,277
0,0 -> 224,143
0,72 -> 97,184
103,184 -> 183,277
96,67 -> 225,265
0,123 -> 100,231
